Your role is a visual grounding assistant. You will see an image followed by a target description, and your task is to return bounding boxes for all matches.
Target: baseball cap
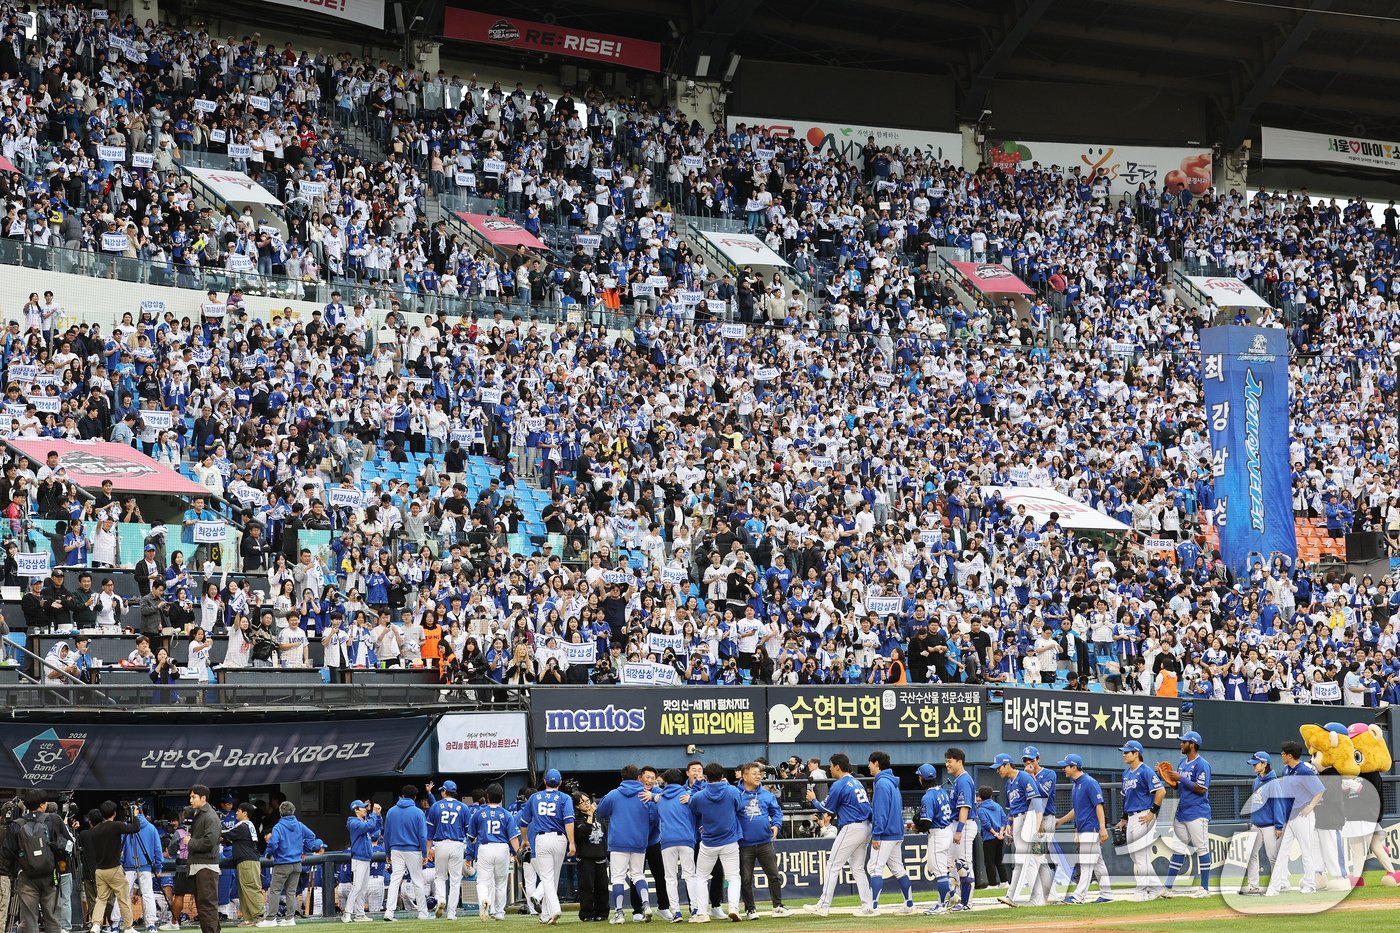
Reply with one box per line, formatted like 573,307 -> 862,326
1179,731 -> 1202,745
1246,751 -> 1270,766
544,768 -> 562,786
1119,740 -> 1145,754
916,763 -> 938,781
220,793 -> 237,803
441,780 -> 458,794
992,753 -> 1014,768
350,800 -> 367,811
1055,754 -> 1084,769
1022,745 -> 1040,760
144,543 -> 156,551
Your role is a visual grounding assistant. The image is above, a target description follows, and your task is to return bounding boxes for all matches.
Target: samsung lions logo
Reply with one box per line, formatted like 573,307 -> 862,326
10,728 -> 86,785
1239,334 -> 1277,363
60,451 -> 154,478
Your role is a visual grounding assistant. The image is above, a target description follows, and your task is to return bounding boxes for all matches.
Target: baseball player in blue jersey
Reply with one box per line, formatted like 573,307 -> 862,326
1054,755 -> 1112,904
804,753 -> 874,917
994,752 -> 1045,908
382,785 -> 430,921
865,752 -> 915,915
596,764 -> 660,924
1239,751 -> 1284,896
1022,747 -> 1062,905
687,762 -> 744,923
916,764 -> 955,915
427,781 -> 470,919
344,800 -> 383,921
944,748 -> 978,912
1265,741 -> 1324,896
467,785 -> 521,921
1163,731 -> 1213,898
520,770 -> 577,925
1117,741 -> 1166,901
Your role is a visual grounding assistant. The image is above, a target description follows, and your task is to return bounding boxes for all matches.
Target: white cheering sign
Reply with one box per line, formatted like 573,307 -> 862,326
592,167 -> 613,179
679,290 -> 703,305
482,158 -> 506,175
721,323 -> 746,339
576,234 -> 601,248
646,275 -> 669,290
602,570 -> 633,586
194,99 -> 217,113
478,387 -> 502,405
651,663 -> 678,686
202,303 -> 226,318
865,596 -> 902,616
142,410 -> 174,430
681,155 -> 703,170
101,233 -> 129,252
140,300 -> 166,315
193,522 -> 227,543
328,487 -> 363,509
1142,537 -> 1174,552
226,254 -> 254,272
17,551 -> 50,577
621,661 -> 656,685
754,367 -> 779,381
28,396 -> 59,414
132,152 -> 154,169
97,145 -> 127,162
647,633 -> 683,655
755,147 -> 776,162
564,642 -> 596,665
248,95 -> 271,112
523,416 -> 545,432
873,373 -> 894,387
9,364 -> 36,383
453,172 -> 476,188
209,129 -> 227,143
227,144 -> 253,159
661,567 -> 688,586
631,283 -> 654,297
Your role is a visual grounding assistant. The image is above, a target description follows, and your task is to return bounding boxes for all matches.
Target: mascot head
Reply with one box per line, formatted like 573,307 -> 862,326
1299,723 -> 1361,776
1347,722 -> 1392,773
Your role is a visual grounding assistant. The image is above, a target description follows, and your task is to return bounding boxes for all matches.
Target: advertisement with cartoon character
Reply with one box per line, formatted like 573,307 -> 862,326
767,686 -> 983,744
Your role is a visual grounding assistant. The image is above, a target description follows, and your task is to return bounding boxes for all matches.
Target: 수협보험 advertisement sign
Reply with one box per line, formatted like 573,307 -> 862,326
766,686 -> 983,744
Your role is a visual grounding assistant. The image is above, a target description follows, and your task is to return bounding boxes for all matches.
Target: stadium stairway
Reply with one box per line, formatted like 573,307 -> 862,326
1199,517 -> 1342,566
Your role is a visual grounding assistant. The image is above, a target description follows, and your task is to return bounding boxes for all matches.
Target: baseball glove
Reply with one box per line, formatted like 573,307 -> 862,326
1156,760 -> 1179,787
1112,825 -> 1128,848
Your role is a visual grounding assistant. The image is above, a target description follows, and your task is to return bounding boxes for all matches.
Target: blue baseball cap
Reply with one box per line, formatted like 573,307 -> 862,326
1119,740 -> 1145,754
1055,754 -> 1084,769
1022,745 -> 1040,760
441,780 -> 457,794
917,763 -> 938,781
992,753 -> 1014,768
1179,731 -> 1202,745
350,800 -> 367,811
1246,751 -> 1270,766
544,769 -> 562,786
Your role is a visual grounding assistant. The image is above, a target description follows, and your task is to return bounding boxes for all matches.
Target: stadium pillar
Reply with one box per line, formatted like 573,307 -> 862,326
120,0 -> 158,24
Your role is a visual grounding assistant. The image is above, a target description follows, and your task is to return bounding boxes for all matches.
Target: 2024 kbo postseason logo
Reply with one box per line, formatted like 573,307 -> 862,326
9,728 -> 86,785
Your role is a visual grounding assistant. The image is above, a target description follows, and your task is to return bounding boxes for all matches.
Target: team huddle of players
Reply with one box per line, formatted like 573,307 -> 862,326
336,729 -> 1395,924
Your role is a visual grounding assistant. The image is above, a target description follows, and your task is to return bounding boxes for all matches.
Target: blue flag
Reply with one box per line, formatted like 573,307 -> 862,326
1200,327 -> 1297,577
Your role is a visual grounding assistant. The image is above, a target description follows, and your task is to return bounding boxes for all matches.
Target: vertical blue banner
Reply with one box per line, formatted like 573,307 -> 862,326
1200,327 -> 1297,577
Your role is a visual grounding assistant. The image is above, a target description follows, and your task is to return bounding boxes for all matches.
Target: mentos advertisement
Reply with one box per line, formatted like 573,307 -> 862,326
1201,327 -> 1297,576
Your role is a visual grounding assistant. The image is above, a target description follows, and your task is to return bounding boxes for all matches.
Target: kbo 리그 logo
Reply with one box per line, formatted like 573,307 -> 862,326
10,728 -> 86,784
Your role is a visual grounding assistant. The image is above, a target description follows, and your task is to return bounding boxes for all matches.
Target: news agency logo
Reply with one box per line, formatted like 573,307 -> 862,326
487,19 -> 520,42
9,728 -> 86,785
544,705 -> 645,733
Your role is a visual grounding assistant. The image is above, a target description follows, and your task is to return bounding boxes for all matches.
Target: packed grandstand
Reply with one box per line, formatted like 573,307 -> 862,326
1,0 -> 1398,713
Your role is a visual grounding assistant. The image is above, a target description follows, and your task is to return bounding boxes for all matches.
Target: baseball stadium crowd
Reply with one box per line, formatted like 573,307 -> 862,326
5,2 -> 1400,706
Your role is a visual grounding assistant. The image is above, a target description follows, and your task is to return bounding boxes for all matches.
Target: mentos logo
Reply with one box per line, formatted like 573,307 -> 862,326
545,705 -> 645,733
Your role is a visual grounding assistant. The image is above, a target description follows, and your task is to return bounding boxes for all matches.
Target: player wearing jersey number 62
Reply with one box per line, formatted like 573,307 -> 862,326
519,770 -> 577,926
1162,731 -> 1213,898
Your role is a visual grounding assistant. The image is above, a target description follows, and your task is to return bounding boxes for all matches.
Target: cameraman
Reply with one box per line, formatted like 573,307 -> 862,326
89,801 -> 142,933
3,788 -> 61,933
